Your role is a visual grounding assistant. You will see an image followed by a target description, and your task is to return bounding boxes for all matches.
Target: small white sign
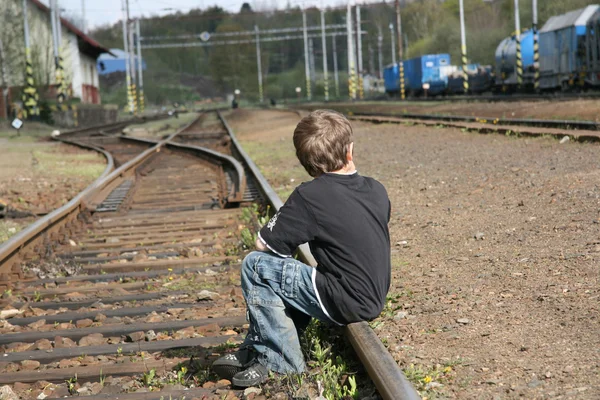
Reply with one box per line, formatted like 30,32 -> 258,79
200,31 -> 211,42
11,118 -> 23,130
425,61 -> 434,67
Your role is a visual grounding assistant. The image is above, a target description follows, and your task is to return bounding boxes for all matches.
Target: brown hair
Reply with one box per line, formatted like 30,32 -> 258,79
293,110 -> 353,177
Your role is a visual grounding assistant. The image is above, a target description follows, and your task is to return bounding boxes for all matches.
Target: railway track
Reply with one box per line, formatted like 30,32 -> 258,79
0,111 -> 419,400
292,104 -> 600,141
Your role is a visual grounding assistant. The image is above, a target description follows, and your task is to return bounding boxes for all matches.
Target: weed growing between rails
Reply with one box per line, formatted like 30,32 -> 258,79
239,204 -> 270,250
255,320 -> 377,399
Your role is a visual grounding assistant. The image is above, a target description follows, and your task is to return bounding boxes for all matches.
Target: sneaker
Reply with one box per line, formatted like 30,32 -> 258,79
212,347 -> 256,380
231,361 -> 268,387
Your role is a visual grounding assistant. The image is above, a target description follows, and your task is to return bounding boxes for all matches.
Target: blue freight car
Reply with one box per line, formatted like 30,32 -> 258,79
539,5 -> 600,90
585,10 -> 600,87
494,29 -> 535,90
384,54 -> 451,96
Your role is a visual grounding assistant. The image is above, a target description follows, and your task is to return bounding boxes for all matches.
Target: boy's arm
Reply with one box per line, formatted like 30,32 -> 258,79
255,237 -> 267,251
258,189 -> 318,257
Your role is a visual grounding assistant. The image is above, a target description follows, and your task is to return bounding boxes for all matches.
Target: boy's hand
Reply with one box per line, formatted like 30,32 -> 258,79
255,237 -> 267,251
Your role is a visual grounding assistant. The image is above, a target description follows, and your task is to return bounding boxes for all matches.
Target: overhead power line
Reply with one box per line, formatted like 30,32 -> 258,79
141,24 -> 347,42
141,30 -> 366,49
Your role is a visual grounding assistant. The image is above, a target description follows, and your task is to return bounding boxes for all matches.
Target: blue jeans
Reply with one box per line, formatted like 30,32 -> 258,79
240,251 -> 332,374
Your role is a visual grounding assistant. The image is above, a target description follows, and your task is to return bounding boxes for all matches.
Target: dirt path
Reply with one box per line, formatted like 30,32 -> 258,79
228,108 -> 599,399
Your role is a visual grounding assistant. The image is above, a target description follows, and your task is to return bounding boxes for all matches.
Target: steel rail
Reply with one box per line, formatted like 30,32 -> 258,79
349,110 -> 598,131
292,103 -> 598,131
217,110 -> 421,400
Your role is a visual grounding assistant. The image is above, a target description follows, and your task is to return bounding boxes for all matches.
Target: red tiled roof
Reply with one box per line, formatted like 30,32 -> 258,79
29,0 -> 114,57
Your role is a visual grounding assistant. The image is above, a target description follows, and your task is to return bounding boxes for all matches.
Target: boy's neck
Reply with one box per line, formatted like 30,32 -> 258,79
329,161 -> 356,175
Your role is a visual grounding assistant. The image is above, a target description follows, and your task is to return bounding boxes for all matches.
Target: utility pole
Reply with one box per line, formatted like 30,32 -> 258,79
332,33 -> 340,98
458,0 -> 469,93
356,4 -> 363,99
514,0 -> 522,88
127,1 -> 137,114
320,9 -> 329,101
532,0 -> 539,92
0,38 -> 9,119
309,38 -> 316,85
121,0 -> 134,114
377,26 -> 383,79
255,25 -> 263,103
136,19 -> 144,113
389,23 -> 396,65
395,0 -> 405,99
302,9 -> 311,100
81,0 -> 87,33
22,0 -> 39,118
50,0 -> 65,103
346,1 -> 356,99
368,43 -> 374,77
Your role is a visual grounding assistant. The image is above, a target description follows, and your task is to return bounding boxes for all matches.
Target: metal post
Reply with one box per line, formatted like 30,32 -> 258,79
302,9 -> 311,100
81,0 -> 87,33
255,25 -> 263,103
395,0 -> 405,100
0,38 -> 9,119
50,0 -> 65,103
356,4 -> 364,99
459,0 -> 469,93
332,33 -> 340,98
514,0 -> 522,88
22,0 -> 39,118
347,2 -> 356,99
321,9 -> 329,101
136,19 -> 144,113
532,0 -> 539,92
121,0 -> 133,113
56,0 -> 69,101
377,26 -> 383,79
389,23 -> 396,65
128,19 -> 137,114
309,38 -> 316,84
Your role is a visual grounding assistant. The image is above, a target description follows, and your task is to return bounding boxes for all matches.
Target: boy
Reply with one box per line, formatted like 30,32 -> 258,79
212,110 -> 391,387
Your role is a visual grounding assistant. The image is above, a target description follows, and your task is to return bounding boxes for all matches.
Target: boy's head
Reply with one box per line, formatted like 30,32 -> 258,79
293,110 -> 354,177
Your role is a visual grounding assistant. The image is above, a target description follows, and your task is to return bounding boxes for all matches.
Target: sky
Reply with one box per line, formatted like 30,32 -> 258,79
45,0 -> 383,30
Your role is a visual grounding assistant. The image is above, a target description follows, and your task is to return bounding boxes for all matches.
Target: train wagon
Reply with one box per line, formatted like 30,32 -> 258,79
447,64 -> 494,94
494,29 -> 535,91
539,4 -> 600,90
383,54 -> 451,97
586,9 -> 600,87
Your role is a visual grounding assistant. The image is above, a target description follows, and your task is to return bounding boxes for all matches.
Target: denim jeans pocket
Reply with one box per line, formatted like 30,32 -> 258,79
281,262 -> 298,298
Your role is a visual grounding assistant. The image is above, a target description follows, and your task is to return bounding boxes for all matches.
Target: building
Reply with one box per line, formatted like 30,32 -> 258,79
98,49 -> 146,75
0,0 -> 113,118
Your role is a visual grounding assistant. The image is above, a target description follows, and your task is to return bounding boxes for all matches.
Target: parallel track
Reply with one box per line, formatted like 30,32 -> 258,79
0,111 -> 419,400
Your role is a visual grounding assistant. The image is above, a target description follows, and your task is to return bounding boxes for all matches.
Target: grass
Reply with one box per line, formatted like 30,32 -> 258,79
238,139 -> 308,201
0,220 -> 24,242
31,150 -> 106,179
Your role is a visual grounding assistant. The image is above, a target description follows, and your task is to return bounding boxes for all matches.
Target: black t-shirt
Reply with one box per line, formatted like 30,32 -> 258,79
259,172 -> 391,325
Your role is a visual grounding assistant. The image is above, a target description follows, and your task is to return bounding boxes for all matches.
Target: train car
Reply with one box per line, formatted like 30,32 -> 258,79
383,54 -> 451,96
585,10 -> 600,87
494,29 -> 535,91
539,5 -> 600,91
447,64 -> 494,94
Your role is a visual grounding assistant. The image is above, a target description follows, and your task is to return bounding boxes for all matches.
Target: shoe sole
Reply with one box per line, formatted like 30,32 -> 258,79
212,364 -> 243,381
231,376 -> 266,388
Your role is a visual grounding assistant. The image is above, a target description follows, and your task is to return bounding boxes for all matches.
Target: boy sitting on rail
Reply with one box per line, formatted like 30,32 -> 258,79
212,110 -> 391,387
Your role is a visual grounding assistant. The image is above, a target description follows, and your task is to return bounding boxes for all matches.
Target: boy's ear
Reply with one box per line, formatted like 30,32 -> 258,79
347,142 -> 354,162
